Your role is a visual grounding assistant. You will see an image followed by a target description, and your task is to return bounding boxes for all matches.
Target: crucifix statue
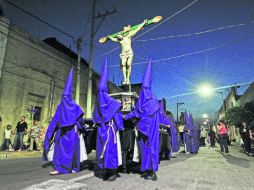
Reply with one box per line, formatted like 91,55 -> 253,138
99,16 -> 162,85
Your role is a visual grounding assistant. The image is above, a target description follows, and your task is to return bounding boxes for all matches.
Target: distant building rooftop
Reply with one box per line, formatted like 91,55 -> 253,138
43,37 -> 88,66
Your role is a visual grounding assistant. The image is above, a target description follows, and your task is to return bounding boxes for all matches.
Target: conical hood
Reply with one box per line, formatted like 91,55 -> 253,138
93,58 -> 121,123
63,67 -> 73,97
142,60 -> 152,88
159,101 -> 164,113
98,58 -> 108,91
185,111 -> 189,124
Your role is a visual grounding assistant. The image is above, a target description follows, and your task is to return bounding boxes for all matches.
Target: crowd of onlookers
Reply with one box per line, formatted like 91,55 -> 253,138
1,115 -> 254,158
199,120 -> 254,156
0,115 -> 45,152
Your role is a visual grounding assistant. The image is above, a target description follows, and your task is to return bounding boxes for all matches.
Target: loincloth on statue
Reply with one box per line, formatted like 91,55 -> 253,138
120,50 -> 134,60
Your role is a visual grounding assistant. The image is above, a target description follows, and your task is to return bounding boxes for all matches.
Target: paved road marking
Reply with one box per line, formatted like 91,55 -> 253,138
22,172 -> 94,190
68,173 -> 94,183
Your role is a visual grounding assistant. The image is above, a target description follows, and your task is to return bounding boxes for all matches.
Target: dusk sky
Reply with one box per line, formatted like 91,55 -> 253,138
3,0 -> 254,120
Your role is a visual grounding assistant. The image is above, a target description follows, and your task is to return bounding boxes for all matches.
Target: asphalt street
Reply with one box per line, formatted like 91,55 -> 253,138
0,146 -> 253,190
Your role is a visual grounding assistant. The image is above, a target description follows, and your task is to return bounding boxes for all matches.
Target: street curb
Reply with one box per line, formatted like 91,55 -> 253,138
0,151 -> 42,160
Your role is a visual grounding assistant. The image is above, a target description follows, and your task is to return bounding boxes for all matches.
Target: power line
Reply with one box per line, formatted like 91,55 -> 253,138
137,20 -> 254,42
108,33 -> 254,67
86,0 -> 116,35
165,81 -> 252,99
102,0 -> 199,56
133,0 -> 199,40
108,0 -> 128,25
98,0 -> 121,29
207,70 -> 254,78
5,0 -> 75,41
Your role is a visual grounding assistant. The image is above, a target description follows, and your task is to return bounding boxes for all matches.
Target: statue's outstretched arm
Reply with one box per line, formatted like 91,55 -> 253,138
107,35 -> 118,43
128,19 -> 147,38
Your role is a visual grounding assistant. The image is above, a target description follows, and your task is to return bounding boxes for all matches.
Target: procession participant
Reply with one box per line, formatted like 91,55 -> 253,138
167,114 -> 180,153
158,101 -> 172,160
183,112 -> 192,154
120,119 -> 136,173
125,60 -> 160,181
43,68 -> 87,175
93,59 -> 124,181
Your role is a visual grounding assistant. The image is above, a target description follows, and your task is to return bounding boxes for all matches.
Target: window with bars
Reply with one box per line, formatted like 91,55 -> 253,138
27,93 -> 45,121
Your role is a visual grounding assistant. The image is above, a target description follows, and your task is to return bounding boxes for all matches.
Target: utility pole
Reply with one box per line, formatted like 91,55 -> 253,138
176,102 -> 184,126
86,0 -> 116,118
216,91 -> 226,113
75,37 -> 82,104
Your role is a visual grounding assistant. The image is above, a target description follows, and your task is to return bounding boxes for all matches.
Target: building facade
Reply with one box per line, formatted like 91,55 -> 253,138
217,86 -> 240,120
0,17 -> 122,131
236,82 -> 254,107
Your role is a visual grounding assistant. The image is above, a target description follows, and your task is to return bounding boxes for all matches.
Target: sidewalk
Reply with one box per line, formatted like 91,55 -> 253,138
0,150 -> 42,159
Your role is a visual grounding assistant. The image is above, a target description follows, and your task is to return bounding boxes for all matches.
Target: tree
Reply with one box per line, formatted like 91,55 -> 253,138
225,101 -> 254,127
243,101 -> 254,125
225,106 -> 244,127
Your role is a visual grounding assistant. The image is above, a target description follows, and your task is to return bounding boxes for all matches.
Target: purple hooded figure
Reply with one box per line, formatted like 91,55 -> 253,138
189,113 -> 199,153
125,60 -> 160,181
93,59 -> 124,181
167,113 -> 180,153
166,112 -> 181,152
43,67 -> 86,175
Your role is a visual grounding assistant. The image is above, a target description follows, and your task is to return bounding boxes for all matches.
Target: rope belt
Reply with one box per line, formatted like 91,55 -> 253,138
100,120 -> 117,159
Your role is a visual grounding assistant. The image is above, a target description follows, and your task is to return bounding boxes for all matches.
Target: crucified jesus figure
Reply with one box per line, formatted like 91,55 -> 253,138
108,19 -> 148,85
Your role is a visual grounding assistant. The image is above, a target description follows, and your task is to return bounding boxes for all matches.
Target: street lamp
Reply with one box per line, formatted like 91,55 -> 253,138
202,113 -> 208,118
176,102 -> 184,125
198,83 -> 214,97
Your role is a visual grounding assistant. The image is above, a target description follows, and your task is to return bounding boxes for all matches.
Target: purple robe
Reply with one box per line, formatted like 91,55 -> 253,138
126,60 -> 160,172
93,59 -> 124,170
168,118 -> 180,153
95,112 -> 123,169
191,125 -> 199,153
43,68 -> 85,174
183,112 -> 199,154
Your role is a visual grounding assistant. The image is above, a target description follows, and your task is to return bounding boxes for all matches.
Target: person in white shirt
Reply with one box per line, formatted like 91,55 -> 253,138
0,124 -> 13,151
